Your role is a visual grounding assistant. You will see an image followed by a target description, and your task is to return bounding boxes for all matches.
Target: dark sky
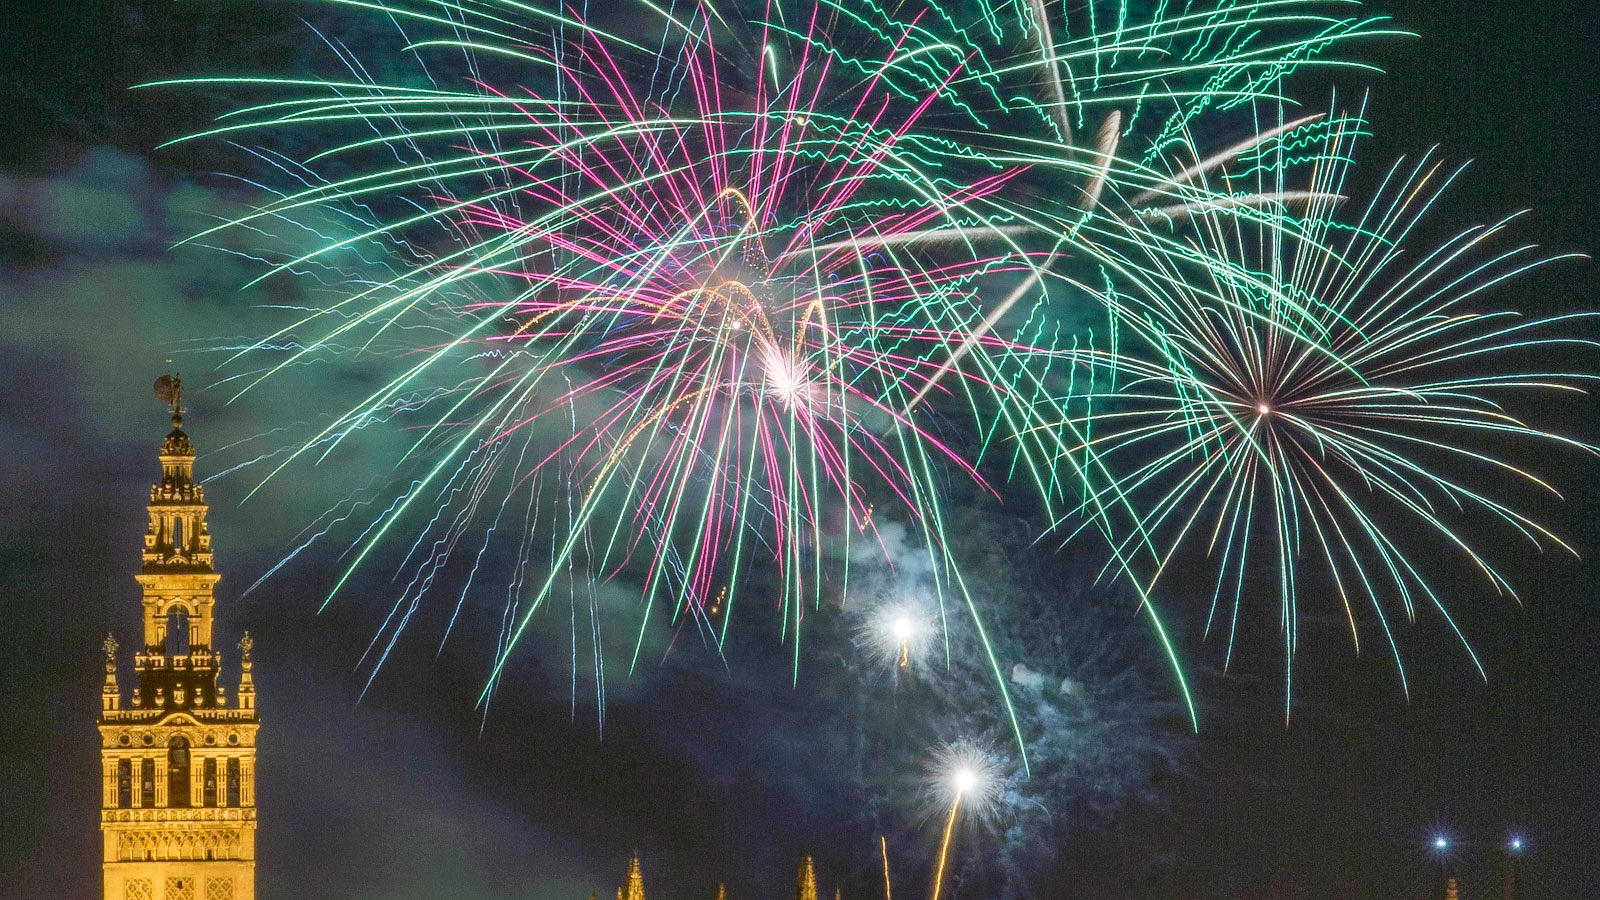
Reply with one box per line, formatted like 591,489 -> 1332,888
2,1 -> 1596,898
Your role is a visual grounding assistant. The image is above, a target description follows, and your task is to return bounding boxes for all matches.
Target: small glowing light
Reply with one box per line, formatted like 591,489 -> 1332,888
863,603 -> 931,671
857,503 -> 874,533
1257,402 -> 1272,415
952,767 -> 978,794
1510,837 -> 1523,852
1433,836 -> 1449,851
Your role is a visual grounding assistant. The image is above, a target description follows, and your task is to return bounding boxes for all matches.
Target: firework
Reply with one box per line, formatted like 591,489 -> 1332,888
926,740 -> 1004,900
856,594 -> 940,674
156,0 -> 1088,757
1038,103 -> 1596,714
839,517 -> 1194,895
153,0 -> 1408,744
920,107 -> 1374,728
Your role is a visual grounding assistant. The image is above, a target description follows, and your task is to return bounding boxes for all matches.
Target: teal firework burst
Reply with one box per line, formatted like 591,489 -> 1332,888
1040,104 -> 1595,715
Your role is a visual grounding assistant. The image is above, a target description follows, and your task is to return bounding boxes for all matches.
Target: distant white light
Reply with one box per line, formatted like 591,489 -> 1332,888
1257,402 -> 1272,416
1510,837 -> 1524,852
1434,836 -> 1449,851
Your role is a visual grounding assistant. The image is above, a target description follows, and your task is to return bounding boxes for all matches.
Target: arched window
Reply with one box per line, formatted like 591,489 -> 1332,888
203,757 -> 217,807
140,759 -> 154,807
225,758 -> 240,807
172,517 -> 184,553
116,759 -> 132,808
167,737 -> 190,808
165,608 -> 190,657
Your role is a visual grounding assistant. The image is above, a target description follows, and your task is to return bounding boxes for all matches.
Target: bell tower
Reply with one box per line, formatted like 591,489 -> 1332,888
99,376 -> 259,900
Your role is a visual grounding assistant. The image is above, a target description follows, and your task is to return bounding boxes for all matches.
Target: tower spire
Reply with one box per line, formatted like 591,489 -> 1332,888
795,856 -> 818,900
155,372 -> 183,423
620,851 -> 645,900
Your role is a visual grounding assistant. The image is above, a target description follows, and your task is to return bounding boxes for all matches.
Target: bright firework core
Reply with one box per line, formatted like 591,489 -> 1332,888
858,602 -> 936,672
927,741 -> 1004,814
952,767 -> 979,794
757,338 -> 815,409
890,616 -> 916,644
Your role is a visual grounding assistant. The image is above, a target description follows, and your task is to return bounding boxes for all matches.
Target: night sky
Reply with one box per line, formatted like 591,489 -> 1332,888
2,1 -> 1596,898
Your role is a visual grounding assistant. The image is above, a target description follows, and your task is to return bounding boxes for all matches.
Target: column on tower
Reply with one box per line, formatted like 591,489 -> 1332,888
102,635 -> 120,712
102,759 -> 116,808
238,632 -> 255,711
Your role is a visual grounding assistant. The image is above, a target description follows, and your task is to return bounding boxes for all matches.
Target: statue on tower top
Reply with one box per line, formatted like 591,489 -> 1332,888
153,373 -> 195,460
154,373 -> 183,425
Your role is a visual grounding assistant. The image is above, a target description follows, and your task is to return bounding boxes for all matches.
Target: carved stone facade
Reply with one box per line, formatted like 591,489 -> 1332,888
100,394 -> 258,900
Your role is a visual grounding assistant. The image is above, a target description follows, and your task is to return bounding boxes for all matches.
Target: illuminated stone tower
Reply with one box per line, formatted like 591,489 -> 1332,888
99,377 -> 259,900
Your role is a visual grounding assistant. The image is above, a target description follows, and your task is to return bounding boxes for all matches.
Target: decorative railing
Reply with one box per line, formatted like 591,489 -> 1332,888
104,807 -> 256,824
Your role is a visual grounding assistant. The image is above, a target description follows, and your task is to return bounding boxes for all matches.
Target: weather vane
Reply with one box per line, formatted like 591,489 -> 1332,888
153,373 -> 183,424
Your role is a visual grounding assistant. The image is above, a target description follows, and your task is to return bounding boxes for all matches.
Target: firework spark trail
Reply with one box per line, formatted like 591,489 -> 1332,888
929,791 -> 962,900
880,834 -> 893,900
